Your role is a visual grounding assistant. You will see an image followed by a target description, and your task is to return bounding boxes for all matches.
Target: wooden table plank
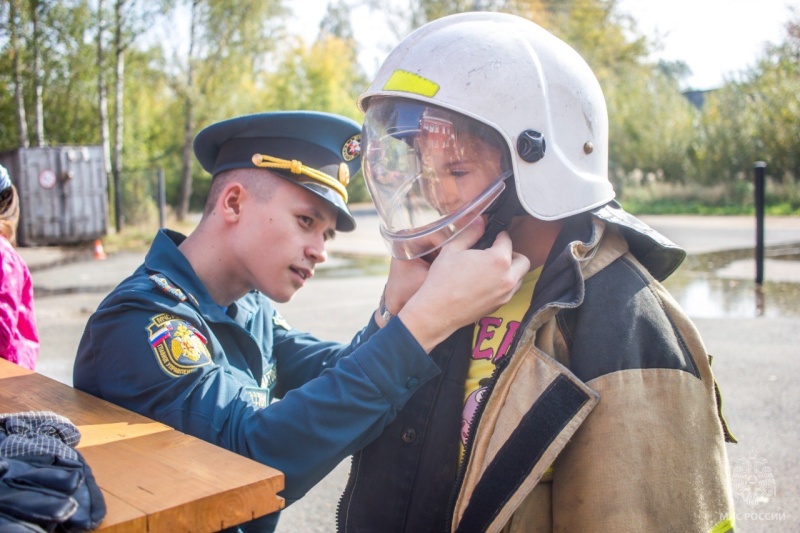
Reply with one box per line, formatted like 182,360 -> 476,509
82,431 -> 284,523
90,492 -> 148,533
0,371 -> 168,427
0,360 -> 284,531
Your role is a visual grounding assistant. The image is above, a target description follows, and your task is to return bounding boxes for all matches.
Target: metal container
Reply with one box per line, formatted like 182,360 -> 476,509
0,146 -> 108,246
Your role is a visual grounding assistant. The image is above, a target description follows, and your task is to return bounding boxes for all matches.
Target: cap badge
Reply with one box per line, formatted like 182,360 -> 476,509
342,134 -> 361,162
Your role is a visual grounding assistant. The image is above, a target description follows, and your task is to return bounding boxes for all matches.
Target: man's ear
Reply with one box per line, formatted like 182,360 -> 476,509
220,182 -> 246,222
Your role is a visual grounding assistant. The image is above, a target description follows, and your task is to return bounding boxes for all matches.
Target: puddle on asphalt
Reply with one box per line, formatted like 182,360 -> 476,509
663,273 -> 800,318
324,243 -> 800,319
663,244 -> 800,318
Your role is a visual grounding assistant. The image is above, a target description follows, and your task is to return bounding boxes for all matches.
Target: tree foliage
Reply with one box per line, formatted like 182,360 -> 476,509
687,9 -> 800,211
0,0 -> 797,222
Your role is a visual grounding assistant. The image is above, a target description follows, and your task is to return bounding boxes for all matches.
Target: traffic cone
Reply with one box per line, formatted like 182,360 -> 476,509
93,239 -> 107,260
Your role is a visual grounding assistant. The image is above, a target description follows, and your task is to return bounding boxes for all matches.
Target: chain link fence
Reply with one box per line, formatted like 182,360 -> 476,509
114,168 -> 166,233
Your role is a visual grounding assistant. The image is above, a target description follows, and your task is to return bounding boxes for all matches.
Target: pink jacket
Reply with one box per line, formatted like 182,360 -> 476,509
0,237 -> 39,369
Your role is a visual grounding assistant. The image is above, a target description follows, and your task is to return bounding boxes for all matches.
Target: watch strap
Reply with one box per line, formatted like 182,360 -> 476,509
379,286 -> 394,322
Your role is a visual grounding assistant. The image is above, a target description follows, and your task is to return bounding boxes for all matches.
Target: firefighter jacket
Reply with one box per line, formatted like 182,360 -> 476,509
337,203 -> 736,533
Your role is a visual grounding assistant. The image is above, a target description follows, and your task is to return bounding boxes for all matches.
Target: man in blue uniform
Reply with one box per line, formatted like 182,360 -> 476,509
73,111 -> 529,532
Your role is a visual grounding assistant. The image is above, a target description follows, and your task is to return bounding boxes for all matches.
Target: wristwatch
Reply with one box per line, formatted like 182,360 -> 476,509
379,286 -> 394,322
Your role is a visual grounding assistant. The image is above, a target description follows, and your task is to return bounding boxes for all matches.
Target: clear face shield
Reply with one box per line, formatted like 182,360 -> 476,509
363,98 -> 513,260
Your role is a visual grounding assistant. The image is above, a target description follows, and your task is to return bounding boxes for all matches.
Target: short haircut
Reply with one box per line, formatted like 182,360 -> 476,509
203,168 -> 280,216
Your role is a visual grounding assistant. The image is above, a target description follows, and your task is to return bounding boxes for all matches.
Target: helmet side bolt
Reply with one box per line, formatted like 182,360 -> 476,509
583,142 -> 594,154
517,130 -> 546,163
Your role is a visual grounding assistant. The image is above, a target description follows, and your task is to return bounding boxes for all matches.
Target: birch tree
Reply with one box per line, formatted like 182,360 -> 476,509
169,0 -> 286,220
30,0 -> 47,145
108,0 -> 163,230
8,0 -> 29,147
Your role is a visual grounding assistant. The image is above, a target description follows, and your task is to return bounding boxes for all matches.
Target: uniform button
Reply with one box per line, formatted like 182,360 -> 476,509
406,377 -> 419,389
402,428 -> 417,443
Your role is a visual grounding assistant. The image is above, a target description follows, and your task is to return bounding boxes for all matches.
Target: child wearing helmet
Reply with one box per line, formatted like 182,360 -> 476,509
338,12 -> 735,533
0,164 -> 39,370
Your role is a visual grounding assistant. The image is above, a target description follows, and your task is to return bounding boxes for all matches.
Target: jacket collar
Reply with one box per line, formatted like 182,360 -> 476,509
529,212 -> 594,317
143,229 -> 228,317
528,203 -> 686,319
144,229 -> 266,328
592,201 -> 686,281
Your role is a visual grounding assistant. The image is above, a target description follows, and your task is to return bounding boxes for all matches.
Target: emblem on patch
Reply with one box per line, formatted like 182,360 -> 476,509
342,134 -> 361,162
147,314 -> 212,377
149,274 -> 187,302
272,311 -> 292,331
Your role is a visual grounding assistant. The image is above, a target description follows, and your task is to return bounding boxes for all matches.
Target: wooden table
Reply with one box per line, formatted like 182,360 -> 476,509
0,359 -> 284,531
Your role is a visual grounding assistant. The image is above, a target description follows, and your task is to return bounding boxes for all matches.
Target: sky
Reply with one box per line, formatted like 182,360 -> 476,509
290,0 -> 795,90
616,0 -> 792,89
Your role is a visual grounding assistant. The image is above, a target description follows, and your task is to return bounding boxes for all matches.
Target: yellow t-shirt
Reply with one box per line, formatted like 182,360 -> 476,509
460,267 -> 541,455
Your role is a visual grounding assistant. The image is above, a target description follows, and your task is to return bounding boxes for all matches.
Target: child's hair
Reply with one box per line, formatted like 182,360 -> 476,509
0,185 -> 20,245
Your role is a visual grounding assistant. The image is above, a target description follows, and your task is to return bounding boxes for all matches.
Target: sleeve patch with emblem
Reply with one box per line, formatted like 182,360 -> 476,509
147,313 -> 212,377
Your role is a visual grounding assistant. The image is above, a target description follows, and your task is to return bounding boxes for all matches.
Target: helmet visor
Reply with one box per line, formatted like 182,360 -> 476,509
363,98 -> 512,259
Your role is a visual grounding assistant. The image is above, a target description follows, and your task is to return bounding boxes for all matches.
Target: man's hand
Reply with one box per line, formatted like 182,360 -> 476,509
395,219 -> 530,352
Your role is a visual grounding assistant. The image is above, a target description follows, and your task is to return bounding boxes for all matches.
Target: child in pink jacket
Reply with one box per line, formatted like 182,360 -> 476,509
0,164 -> 38,369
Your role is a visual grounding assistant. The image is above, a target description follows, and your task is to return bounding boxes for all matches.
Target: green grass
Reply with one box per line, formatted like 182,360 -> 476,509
618,180 -> 800,216
618,199 -> 799,216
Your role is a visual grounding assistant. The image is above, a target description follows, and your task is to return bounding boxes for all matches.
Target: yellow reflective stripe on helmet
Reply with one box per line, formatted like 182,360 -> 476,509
251,153 -> 348,202
707,516 -> 735,533
382,70 -> 440,98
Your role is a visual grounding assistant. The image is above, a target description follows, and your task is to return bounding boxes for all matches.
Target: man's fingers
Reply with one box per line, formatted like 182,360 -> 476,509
509,251 -> 531,278
439,217 -> 486,254
487,230 -> 514,256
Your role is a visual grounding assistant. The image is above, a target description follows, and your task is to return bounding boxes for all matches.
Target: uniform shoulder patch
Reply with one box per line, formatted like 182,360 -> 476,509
147,313 -> 212,377
149,274 -> 187,302
272,311 -> 292,331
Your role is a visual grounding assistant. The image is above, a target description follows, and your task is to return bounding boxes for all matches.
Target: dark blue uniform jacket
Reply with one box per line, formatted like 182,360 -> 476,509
73,229 -> 438,531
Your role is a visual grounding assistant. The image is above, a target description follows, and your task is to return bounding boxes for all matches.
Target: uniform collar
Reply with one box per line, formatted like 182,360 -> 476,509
144,229 -> 225,316
144,229 -> 267,325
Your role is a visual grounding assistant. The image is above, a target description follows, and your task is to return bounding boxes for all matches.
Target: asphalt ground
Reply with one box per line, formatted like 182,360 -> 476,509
19,212 -> 800,532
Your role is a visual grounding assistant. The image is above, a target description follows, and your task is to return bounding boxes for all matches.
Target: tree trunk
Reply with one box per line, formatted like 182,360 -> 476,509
112,0 -> 126,232
9,0 -> 29,148
97,0 -> 114,230
178,101 -> 195,221
31,0 -> 45,146
176,0 -> 199,222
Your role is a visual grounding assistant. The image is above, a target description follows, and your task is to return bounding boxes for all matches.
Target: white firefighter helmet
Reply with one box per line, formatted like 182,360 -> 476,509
359,11 -> 614,259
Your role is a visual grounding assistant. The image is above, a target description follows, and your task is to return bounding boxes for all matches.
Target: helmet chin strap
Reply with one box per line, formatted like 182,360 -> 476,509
420,174 -> 523,263
472,175 -> 526,250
